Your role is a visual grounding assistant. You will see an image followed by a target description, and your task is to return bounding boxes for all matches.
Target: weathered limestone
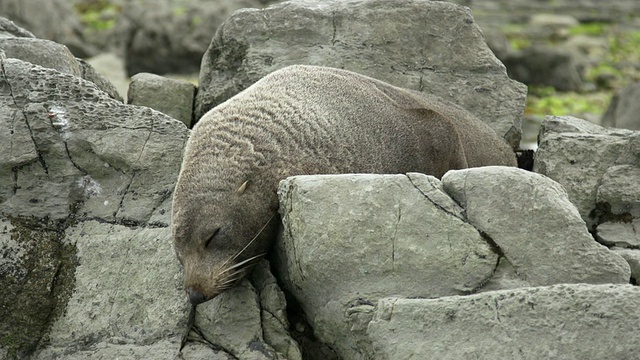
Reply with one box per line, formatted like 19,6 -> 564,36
275,170 -> 629,359
442,166 -> 630,287
0,55 -> 190,358
0,19 -> 122,101
195,0 -> 526,148
276,173 -> 498,359
127,72 -> 196,127
368,284 -> 640,360
534,116 -> 640,230
0,54 -> 296,359
187,260 -> 301,360
32,221 -> 189,359
612,248 -> 640,282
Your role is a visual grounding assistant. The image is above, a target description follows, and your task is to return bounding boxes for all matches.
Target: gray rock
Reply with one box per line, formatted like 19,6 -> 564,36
275,173 -> 501,359
368,284 -> 640,359
597,165 -> 640,219
602,82 -> 640,130
120,0 -> 264,76
185,260 -> 299,360
251,260 -> 303,360
195,0 -> 526,148
596,220 -> 640,248
0,217 -> 75,358
0,36 -> 123,101
0,38 -> 82,77
0,17 -> 35,38
276,170 -> 633,358
611,248 -> 640,282
127,73 -> 196,127
0,2 -> 93,57
0,56 -> 190,358
534,116 -> 640,229
77,57 -> 124,102
194,279 -> 278,359
501,45 -> 583,91
32,221 -> 190,359
179,342 -> 236,360
0,58 -> 188,224
442,166 -> 630,286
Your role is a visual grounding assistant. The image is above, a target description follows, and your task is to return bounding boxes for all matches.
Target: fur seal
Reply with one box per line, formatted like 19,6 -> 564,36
172,65 -> 517,305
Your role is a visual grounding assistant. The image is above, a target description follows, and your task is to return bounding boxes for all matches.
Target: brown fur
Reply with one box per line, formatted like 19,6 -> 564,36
172,65 -> 516,304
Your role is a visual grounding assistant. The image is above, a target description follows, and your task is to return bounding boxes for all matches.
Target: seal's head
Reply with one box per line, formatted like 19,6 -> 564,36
171,141 -> 279,305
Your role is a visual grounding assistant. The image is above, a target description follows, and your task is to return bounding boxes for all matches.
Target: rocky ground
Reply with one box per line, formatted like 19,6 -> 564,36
1,1 -> 640,359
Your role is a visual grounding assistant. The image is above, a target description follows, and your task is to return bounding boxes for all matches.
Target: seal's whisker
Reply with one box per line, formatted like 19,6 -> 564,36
218,253 -> 266,275
218,214 -> 275,270
218,278 -> 240,287
217,270 -> 245,283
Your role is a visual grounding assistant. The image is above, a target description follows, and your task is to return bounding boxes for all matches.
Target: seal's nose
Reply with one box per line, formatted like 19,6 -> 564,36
187,287 -> 207,305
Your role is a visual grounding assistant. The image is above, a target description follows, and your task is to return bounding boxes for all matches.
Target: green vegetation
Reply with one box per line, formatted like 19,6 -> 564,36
582,27 -> 640,89
172,6 -> 187,17
568,22 -> 607,36
522,23 -> 640,119
500,24 -> 533,50
525,86 -> 610,117
75,0 -> 122,31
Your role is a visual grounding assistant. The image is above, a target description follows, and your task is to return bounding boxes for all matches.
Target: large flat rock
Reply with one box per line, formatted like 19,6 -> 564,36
368,284 -> 640,359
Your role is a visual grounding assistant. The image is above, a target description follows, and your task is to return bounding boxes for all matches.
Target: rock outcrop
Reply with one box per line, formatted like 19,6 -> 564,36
127,73 -> 196,127
368,284 -> 640,359
534,116 -> 640,288
601,82 -> 640,130
275,169 -> 630,359
2,3 -> 638,359
195,0 -> 526,148
0,17 -> 122,101
534,116 -> 640,232
0,0 -> 91,57
0,54 -> 189,358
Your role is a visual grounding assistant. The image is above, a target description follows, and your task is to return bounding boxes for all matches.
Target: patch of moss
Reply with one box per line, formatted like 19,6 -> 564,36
609,30 -> 640,63
569,22 -> 608,36
75,0 -> 122,31
172,6 -> 187,17
526,86 -> 610,117
499,24 -> 534,50
191,15 -> 203,28
578,28 -> 640,91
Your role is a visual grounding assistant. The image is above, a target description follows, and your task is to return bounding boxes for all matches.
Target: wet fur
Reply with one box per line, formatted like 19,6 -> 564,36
172,65 -> 517,304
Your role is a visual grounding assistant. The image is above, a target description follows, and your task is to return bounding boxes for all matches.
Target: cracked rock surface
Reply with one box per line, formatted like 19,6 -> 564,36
194,0 -> 526,149
368,284 -> 640,359
276,171 -> 632,359
0,54 -> 191,358
442,166 -> 630,287
534,116 -> 640,231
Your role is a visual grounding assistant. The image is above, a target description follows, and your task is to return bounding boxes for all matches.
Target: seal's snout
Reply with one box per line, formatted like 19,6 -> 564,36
187,286 -> 207,305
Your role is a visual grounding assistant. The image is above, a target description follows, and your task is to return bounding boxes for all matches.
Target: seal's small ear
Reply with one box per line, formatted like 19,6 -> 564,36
236,180 -> 249,195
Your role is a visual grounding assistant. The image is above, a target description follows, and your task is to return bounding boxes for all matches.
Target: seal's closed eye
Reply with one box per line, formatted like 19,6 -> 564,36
205,228 -> 221,249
